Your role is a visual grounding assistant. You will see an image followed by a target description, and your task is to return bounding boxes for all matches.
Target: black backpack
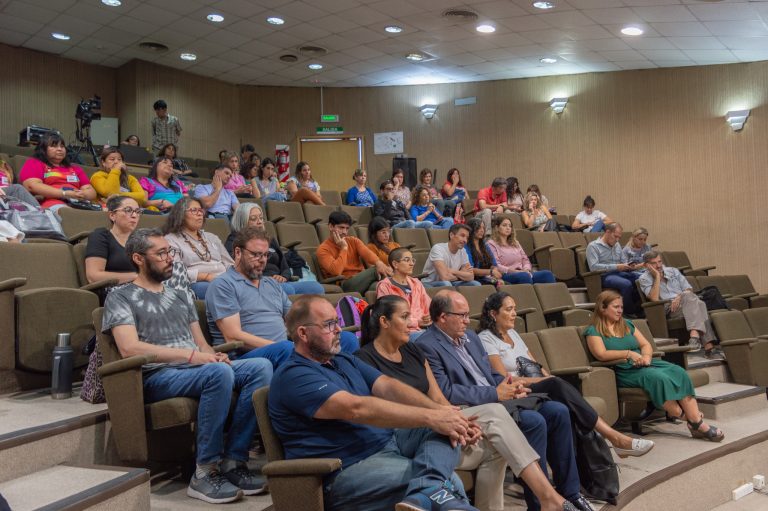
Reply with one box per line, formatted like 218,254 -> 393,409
573,424 -> 619,505
696,286 -> 730,311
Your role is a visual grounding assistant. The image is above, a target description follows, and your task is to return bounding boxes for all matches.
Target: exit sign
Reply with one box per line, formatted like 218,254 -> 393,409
320,114 -> 339,123
316,126 -> 344,134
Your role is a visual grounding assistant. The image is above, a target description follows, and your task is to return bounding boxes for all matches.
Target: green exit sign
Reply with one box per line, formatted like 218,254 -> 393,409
320,114 -> 339,123
316,126 -> 344,134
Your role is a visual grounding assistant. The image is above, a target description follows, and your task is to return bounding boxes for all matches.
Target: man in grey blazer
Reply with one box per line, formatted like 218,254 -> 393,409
416,290 -> 593,511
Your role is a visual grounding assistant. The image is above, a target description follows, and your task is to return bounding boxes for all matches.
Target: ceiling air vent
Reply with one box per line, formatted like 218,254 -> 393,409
442,9 -> 479,23
298,45 -> 328,57
279,54 -> 299,63
138,41 -> 169,53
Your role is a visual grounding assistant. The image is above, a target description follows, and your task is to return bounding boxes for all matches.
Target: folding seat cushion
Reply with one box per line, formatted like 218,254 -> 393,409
340,205 -> 372,226
392,228 -> 430,251
303,204 -> 338,225
277,223 -> 320,250
266,201 -> 305,223
533,283 -> 592,327
499,284 -> 547,332
457,285 -> 495,319
711,310 -> 768,387
58,208 -> 108,238
320,190 -> 343,206
743,307 -> 768,338
531,232 -> 576,281
727,275 -> 768,308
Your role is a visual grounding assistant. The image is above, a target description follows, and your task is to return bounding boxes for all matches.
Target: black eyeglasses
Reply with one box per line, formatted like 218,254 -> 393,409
444,311 -> 470,320
117,207 -> 143,216
302,319 -> 340,333
241,247 -> 269,260
144,247 -> 179,260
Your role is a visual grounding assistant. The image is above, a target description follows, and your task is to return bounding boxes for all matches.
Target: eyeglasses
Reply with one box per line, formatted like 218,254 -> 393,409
186,208 -> 205,215
444,311 -> 471,320
145,247 -> 178,260
117,207 -> 143,216
241,247 -> 269,260
248,215 -> 264,223
302,319 -> 341,333
396,257 -> 416,264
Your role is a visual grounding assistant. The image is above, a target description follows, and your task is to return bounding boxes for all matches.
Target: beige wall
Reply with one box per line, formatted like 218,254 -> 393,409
1,41 -> 765,290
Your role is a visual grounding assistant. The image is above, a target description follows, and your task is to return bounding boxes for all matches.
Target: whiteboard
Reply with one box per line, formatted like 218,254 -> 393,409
373,131 -> 403,155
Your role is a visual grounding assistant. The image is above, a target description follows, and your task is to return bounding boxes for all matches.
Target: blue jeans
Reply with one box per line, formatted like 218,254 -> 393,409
424,280 -> 481,288
501,270 -> 557,284
142,358 -> 273,465
517,401 -> 580,510
324,427 -> 464,511
589,219 -> 606,232
281,280 -> 325,295
206,212 -> 231,220
432,218 -> 454,229
392,220 -> 433,229
602,271 -> 641,314
238,332 -> 360,369
191,281 -> 210,299
261,192 -> 286,203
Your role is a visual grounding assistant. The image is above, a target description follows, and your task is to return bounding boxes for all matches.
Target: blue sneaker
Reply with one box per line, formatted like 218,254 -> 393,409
396,481 -> 478,511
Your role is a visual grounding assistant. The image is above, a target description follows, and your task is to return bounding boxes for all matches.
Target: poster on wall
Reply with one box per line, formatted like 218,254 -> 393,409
374,131 -> 404,155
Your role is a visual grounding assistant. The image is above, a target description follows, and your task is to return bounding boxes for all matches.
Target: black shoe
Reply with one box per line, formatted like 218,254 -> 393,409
568,494 -> 594,511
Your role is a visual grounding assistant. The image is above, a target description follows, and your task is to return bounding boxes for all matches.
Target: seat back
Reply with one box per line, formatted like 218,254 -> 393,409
411,249 -> 431,276
302,203 -> 338,225
195,300 -> 212,345
743,307 -> 768,337
584,232 -> 601,243
686,276 -> 700,291
499,284 -> 547,332
277,223 -> 320,250
553,214 -> 570,226
427,229 -> 449,246
533,282 -> 575,312
315,222 -> 331,243
266,201 -> 305,223
457,285 -> 495,319
514,229 -> 534,257
711,310 -> 754,341
696,275 -> 728,294
661,251 -> 690,270
393,228 -> 431,251
93,307 -> 123,366
320,190 -> 343,206
520,332 -> 550,372
252,386 -> 285,461
72,242 -> 89,287
137,213 -> 168,231
204,218 -> 231,244
58,208 -> 108,238
558,232 -> 587,251
340,205 -> 372,226
727,275 -> 757,296
532,231 -> 564,249
0,242 -> 81,290
263,220 -> 278,241
537,327 -> 591,370
631,319 -> 660,352
355,226 -> 369,244
619,231 -> 632,247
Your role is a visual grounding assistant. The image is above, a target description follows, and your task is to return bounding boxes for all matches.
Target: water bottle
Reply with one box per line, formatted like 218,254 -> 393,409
51,333 -> 74,399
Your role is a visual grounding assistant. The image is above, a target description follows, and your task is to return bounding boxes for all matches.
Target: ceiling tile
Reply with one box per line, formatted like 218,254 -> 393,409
74,37 -> 124,56
0,29 -> 29,46
668,37 -> 725,50
651,22 -> 711,37
565,25 -> 615,40
107,16 -> 161,37
367,54 -> 408,68
204,29 -> 252,48
342,60 -> 385,73
311,14 -> 359,33
654,60 -> 696,68
559,51 -> 607,63
583,8 -> 643,25
44,14 -> 101,37
581,38 -> 632,51
62,46 -> 110,65
145,0 -> 207,15
237,39 -> 284,57
90,27 -> 143,46
3,1 -> 60,24
615,60 -> 656,69
0,14 -> 44,35
342,44 -> 384,59
733,49 -> 768,61
271,1 -> 329,22
632,6 -> 697,23
145,29 -> 196,48
369,0 -> 429,18
498,15 -> 553,32
336,5 -> 389,24
338,26 -> 388,44
212,0 -> 270,18
599,49 -> 645,61
474,0 -> 528,18
581,62 -> 622,72
640,49 -> 688,60
24,36 -> 70,55
688,4 -> 760,22
313,34 -> 364,51
19,0 -> 78,11
315,52 -> 358,66
622,0 -> 681,6
718,36 -> 768,50
100,56 -> 128,68
472,48 -> 520,61
274,65 -> 316,80
525,29 -> 570,43
703,20 -> 768,37
255,30 -> 306,50
226,19 -> 276,38
126,5 -> 180,25
542,10 -> 601,27
566,0 -> 625,8
684,49 -> 736,62
63,2 -> 124,24
623,37 -> 676,50
219,48 -> 261,65
443,53 -> 487,65
167,17 -> 220,38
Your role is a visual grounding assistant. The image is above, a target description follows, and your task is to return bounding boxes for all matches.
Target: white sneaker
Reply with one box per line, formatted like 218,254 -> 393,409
614,438 -> 655,458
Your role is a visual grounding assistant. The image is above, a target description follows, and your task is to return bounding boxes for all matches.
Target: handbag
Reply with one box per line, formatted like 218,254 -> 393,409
0,198 -> 68,242
67,198 -> 103,211
516,356 -> 545,378
573,424 -> 620,504
80,347 -> 105,404
696,286 -> 729,311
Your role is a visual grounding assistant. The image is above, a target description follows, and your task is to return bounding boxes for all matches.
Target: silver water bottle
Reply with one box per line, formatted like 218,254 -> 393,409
51,333 -> 74,399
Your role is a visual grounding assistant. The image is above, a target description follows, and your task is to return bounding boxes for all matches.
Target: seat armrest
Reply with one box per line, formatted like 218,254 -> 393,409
414,273 -> 429,280
659,345 -> 693,354
215,342 -> 243,353
532,244 -> 554,255
68,231 -> 92,244
550,366 -> 592,376
542,305 -> 571,315
580,269 -> 607,277
272,215 -> 286,223
283,240 -> 301,250
652,350 -> 665,358
81,279 -> 119,292
591,360 -> 623,367
320,276 -> 346,284
574,303 -> 595,310
0,278 -> 27,292
721,337 -> 761,347
405,243 -> 416,250
640,299 -> 671,308
692,265 -> 716,273
308,218 -> 322,225
98,354 -> 157,377
515,307 -> 537,316
736,292 -> 759,299
262,458 -> 342,477
564,244 -> 582,251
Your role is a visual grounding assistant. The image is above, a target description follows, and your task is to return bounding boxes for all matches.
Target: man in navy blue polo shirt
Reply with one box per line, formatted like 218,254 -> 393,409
269,295 -> 481,511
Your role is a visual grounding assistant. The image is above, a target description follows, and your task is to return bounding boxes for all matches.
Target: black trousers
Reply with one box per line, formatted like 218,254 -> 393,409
529,377 -> 599,431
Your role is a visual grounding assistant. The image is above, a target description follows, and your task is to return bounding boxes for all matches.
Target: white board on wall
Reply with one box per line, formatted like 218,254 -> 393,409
374,131 -> 403,155
91,117 -> 119,146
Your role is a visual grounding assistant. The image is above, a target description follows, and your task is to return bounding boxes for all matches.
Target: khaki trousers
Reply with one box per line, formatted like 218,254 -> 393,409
668,292 -> 716,342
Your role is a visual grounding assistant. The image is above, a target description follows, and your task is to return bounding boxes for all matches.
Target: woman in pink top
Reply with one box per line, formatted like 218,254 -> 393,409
221,151 -> 252,197
19,133 -> 96,211
375,247 -> 431,341
486,216 -> 556,285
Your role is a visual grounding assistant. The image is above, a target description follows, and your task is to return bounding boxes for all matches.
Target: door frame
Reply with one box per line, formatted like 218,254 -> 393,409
297,135 -> 366,171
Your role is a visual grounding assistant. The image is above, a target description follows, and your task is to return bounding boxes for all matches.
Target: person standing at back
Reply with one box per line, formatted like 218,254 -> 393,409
151,100 -> 182,152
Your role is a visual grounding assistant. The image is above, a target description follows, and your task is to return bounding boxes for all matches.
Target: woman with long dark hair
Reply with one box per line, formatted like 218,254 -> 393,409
366,216 -> 400,265
90,147 -> 147,205
464,218 -> 503,286
139,156 -> 188,213
486,216 -> 555,284
284,161 -> 324,205
505,177 -> 524,213
157,143 -> 195,177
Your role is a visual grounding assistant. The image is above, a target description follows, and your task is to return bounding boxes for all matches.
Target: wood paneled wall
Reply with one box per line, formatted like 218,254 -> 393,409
0,41 -> 765,290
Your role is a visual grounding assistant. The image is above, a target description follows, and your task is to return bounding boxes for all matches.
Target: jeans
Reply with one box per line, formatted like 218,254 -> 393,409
516,401 -> 580,510
237,332 -> 360,369
191,281 -> 210,300
261,192 -> 287,203
602,271 -> 641,314
589,219 -> 606,232
432,218 -> 454,229
281,280 -> 325,295
424,280 -> 481,288
392,220 -> 433,229
501,270 -> 556,285
142,358 -> 273,464
206,212 -> 231,220
324,427 -> 464,511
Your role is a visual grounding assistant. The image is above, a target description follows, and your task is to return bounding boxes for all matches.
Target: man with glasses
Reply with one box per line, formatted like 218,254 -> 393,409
269,294 -> 480,511
102,228 -> 272,504
206,227 -> 360,369
416,290 -> 593,511
194,165 -> 239,219
373,180 -> 431,229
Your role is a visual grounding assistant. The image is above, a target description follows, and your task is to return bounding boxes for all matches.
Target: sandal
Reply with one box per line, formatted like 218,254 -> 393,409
687,417 -> 725,442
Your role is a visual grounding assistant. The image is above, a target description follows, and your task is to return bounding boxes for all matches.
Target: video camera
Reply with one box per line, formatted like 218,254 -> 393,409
75,95 -> 102,125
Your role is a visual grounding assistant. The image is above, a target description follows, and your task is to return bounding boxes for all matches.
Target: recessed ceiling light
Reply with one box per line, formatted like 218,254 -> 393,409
621,26 -> 644,36
207,14 -> 224,23
476,24 -> 496,33
385,25 -> 403,33
51,32 -> 71,41
540,57 -> 558,64
180,53 -> 197,61
533,1 -> 554,9
267,16 -> 285,25
308,63 -> 323,70
101,0 -> 121,6
406,53 -> 425,61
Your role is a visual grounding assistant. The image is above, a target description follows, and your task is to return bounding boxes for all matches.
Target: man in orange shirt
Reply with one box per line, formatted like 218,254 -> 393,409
317,211 -> 392,293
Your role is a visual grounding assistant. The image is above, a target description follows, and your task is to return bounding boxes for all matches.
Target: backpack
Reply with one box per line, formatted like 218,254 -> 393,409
335,295 -> 369,338
573,424 -> 619,505
696,286 -> 729,311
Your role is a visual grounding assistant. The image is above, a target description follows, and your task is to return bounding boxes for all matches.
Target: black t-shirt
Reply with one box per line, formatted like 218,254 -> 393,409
85,227 -> 134,273
355,342 -> 430,394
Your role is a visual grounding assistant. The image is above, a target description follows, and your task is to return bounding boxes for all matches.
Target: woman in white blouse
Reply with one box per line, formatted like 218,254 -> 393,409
477,291 -> 653,458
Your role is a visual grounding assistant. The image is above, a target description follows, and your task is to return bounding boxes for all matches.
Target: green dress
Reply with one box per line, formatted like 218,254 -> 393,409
584,320 -> 694,407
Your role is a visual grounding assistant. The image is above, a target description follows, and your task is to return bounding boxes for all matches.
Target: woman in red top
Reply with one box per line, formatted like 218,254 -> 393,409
20,133 -> 96,211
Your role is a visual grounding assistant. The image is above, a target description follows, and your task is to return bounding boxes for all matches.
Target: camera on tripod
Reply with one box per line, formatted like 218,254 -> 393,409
75,95 -> 102,126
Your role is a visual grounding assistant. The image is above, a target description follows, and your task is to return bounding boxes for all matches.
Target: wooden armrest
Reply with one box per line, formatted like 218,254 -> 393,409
98,354 -> 157,377
692,265 -> 716,273
81,279 -> 119,292
320,276 -> 346,284
0,277 -> 27,292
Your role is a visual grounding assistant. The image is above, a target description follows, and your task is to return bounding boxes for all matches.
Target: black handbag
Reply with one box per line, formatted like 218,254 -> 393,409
67,198 -> 103,211
516,356 -> 544,378
696,286 -> 729,311
573,424 -> 620,504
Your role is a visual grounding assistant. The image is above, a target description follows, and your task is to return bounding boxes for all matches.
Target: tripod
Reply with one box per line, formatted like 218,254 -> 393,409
70,120 -> 99,166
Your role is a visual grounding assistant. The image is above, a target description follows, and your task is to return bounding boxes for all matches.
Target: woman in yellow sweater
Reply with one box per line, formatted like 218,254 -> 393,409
90,147 -> 147,206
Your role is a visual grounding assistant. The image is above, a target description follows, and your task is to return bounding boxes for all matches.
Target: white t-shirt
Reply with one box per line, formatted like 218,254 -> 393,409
422,242 -> 470,283
0,220 -> 23,242
478,329 -> 532,377
575,209 -> 607,232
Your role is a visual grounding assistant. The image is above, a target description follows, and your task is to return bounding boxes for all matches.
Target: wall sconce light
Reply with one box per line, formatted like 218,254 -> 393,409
726,109 -> 750,131
420,104 -> 438,119
550,97 -> 568,114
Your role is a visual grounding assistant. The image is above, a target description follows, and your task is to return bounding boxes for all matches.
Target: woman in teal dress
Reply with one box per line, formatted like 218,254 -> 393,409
585,290 -> 724,442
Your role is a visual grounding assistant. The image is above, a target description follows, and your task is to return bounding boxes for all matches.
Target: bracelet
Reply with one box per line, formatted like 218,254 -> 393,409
62,190 -> 67,198
188,350 -> 195,363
